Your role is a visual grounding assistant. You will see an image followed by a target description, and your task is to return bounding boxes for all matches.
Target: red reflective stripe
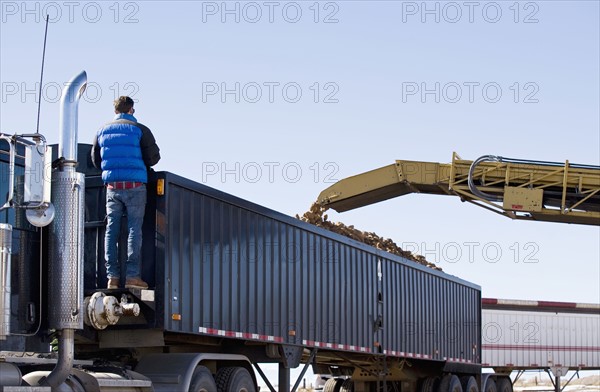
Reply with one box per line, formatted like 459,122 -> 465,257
538,300 -> 577,309
483,297 -> 599,310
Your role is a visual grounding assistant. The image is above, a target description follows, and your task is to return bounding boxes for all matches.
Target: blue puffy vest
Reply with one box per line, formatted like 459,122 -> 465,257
97,114 -> 147,183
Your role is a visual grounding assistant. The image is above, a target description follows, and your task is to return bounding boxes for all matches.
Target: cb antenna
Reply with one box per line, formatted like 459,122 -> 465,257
36,14 -> 50,135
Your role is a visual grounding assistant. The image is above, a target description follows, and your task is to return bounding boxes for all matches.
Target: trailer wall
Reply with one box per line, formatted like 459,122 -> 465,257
482,306 -> 600,370
154,172 -> 480,363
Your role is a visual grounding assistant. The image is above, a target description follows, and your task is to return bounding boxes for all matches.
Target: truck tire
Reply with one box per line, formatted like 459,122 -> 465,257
323,378 -> 344,392
483,379 -> 497,392
340,379 -> 354,392
438,375 -> 463,392
496,378 -> 512,392
460,376 -> 479,392
215,367 -> 255,392
419,377 -> 439,392
189,366 -> 217,392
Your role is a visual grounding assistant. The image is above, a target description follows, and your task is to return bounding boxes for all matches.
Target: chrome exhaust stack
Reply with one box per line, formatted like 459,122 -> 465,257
58,71 -> 87,167
45,71 -> 87,389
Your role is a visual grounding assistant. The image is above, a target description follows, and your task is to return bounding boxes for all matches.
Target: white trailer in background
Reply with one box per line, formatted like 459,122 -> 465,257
482,298 -> 600,391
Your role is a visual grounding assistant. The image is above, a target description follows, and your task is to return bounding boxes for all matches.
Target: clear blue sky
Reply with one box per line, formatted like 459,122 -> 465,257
1,0 -> 599,384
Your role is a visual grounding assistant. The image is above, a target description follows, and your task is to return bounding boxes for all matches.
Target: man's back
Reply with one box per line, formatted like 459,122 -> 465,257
96,114 -> 147,183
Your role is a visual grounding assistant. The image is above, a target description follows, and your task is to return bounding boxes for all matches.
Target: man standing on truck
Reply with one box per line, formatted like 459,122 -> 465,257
91,96 -> 160,290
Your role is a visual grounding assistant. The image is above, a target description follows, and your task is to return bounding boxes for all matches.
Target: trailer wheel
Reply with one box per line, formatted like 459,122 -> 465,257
419,377 -> 439,392
496,378 -> 512,392
340,379 -> 354,392
483,379 -> 497,392
323,378 -> 344,392
460,376 -> 478,392
438,375 -> 463,392
215,367 -> 255,392
189,366 -> 217,392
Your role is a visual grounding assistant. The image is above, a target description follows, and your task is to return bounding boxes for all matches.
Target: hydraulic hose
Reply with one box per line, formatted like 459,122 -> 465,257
467,155 -> 503,202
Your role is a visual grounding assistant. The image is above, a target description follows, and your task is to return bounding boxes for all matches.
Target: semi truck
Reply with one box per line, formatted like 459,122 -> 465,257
0,71 -> 598,392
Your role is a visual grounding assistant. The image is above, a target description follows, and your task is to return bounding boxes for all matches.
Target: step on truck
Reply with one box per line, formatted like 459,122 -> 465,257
0,70 -> 545,392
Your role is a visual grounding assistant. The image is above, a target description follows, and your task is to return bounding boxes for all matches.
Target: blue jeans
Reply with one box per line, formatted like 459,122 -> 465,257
104,185 -> 146,279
